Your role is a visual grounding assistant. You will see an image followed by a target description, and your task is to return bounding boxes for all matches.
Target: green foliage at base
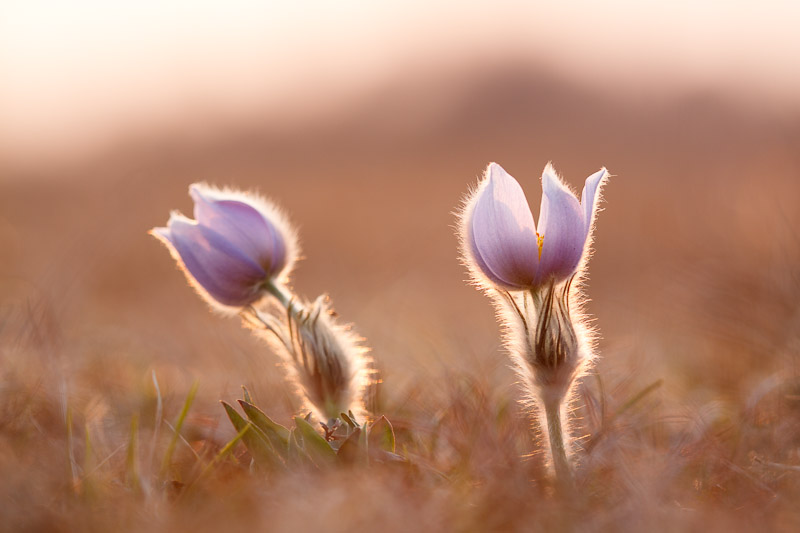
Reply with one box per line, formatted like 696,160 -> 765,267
221,387 -> 399,470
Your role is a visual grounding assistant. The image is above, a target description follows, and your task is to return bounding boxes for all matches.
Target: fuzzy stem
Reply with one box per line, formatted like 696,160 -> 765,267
263,279 -> 292,308
544,398 -> 573,492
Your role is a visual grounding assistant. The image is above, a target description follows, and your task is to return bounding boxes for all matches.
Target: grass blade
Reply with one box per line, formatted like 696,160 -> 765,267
149,371 -> 163,471
65,405 -> 79,492
193,423 -> 251,486
160,381 -> 199,477
126,414 -> 141,493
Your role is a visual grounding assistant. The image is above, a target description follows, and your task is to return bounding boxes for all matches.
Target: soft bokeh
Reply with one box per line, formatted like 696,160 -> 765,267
1,2 -> 799,531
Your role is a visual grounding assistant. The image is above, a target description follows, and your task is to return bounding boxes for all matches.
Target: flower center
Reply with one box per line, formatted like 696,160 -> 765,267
536,232 -> 544,260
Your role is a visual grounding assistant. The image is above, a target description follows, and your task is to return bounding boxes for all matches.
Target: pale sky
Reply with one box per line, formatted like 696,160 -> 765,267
1,0 -> 798,163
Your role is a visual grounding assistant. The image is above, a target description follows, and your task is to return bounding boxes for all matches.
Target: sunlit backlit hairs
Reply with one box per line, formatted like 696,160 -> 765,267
152,184 -> 372,424
458,162 -> 608,486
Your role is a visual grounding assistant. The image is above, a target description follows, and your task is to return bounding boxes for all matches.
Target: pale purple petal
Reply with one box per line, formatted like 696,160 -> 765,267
470,163 -> 539,289
580,168 -> 608,237
167,216 -> 267,307
468,222 -> 508,288
152,226 -> 172,244
535,166 -> 586,284
190,185 -> 286,275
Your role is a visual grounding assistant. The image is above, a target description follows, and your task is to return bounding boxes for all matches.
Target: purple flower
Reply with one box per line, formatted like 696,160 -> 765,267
152,184 -> 297,308
463,162 -> 607,291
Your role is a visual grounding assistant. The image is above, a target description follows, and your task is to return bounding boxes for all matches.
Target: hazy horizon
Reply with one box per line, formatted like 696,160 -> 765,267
2,0 -> 799,167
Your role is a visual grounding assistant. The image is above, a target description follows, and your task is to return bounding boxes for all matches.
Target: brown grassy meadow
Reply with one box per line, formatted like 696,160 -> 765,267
1,61 -> 800,532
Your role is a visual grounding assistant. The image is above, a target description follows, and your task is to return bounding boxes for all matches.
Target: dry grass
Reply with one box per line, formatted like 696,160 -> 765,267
1,65 -> 800,532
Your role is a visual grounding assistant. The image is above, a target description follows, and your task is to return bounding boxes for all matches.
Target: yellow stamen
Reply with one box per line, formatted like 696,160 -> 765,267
536,232 -> 544,260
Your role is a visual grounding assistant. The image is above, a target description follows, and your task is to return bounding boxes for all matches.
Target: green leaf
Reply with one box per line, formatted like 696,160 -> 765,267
337,427 -> 364,464
238,400 -> 290,455
294,417 -> 338,467
340,412 -> 357,429
348,410 -> 359,426
241,385 -> 253,404
221,401 -> 284,470
368,415 -> 395,454
287,428 -> 310,466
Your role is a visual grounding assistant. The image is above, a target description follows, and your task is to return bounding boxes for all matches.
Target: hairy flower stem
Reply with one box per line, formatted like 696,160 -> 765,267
544,397 -> 573,493
263,279 -> 293,309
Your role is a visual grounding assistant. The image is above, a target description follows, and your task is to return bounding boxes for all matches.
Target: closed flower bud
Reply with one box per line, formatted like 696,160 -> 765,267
152,184 -> 298,310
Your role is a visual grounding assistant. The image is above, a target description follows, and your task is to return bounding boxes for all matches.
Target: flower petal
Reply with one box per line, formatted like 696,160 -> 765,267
190,185 -> 286,275
580,168 -> 608,237
467,222 -> 507,288
163,214 -> 268,307
470,163 -> 539,289
535,165 -> 586,284
151,226 -> 172,244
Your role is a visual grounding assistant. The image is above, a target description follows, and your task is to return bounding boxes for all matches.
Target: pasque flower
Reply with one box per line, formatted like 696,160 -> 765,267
152,184 -> 298,309
153,183 -> 371,423
458,161 -> 608,488
464,162 -> 606,291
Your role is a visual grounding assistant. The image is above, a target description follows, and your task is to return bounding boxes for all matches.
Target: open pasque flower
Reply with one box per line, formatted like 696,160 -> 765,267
152,184 -> 298,309
464,162 -> 606,291
458,161 -> 609,486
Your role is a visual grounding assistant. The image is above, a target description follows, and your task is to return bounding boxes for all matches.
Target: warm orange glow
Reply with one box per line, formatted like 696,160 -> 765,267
1,1 -> 799,164
1,3 -> 799,530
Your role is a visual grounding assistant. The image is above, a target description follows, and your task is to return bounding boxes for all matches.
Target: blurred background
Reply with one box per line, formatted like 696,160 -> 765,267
1,1 -> 800,528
